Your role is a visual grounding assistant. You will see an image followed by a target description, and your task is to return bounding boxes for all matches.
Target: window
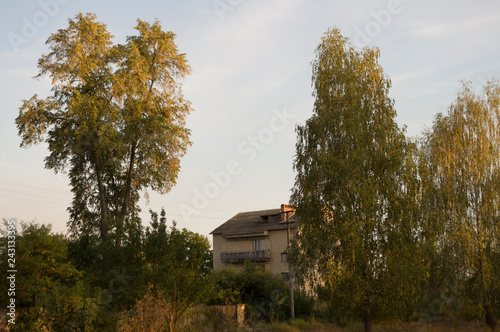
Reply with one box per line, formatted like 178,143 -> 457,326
281,252 -> 288,262
252,239 -> 265,251
282,272 -> 289,282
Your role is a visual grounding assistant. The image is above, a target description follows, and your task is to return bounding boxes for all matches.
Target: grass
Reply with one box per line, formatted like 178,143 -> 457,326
261,319 -> 494,332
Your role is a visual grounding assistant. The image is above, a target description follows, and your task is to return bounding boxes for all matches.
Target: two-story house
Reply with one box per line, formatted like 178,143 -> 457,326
210,204 -> 297,279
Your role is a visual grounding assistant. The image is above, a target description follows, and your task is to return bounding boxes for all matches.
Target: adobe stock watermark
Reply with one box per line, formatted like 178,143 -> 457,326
8,0 -> 72,53
353,0 -> 412,49
179,107 -> 295,219
6,220 -> 17,326
213,0 -> 245,21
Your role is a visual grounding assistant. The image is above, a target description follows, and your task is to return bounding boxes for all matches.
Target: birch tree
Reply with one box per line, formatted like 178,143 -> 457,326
422,81 -> 500,330
289,28 -> 423,332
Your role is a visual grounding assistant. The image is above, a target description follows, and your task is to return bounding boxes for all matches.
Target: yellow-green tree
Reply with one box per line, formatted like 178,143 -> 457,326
422,81 -> 500,330
289,28 -> 424,332
141,209 -> 212,332
15,13 -> 192,243
0,221 -> 96,331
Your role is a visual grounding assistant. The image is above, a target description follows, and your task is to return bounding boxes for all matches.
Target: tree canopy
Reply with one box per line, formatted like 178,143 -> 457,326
16,13 -> 193,242
140,208 -> 212,331
9,14 -> 500,331
289,28 -> 423,332
421,80 -> 500,329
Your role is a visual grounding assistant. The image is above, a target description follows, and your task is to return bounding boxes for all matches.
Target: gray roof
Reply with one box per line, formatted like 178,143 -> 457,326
210,208 -> 298,236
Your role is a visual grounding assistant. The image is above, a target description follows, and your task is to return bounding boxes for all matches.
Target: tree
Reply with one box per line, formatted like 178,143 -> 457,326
15,13 -> 192,243
0,221 -> 89,331
289,28 -> 423,332
141,209 -> 212,332
211,263 -> 290,322
421,80 -> 500,330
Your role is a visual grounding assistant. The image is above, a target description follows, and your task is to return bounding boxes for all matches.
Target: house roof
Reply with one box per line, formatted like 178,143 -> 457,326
210,208 -> 298,237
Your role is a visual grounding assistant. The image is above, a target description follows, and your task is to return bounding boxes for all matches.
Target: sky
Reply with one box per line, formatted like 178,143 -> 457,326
1,0 -> 500,241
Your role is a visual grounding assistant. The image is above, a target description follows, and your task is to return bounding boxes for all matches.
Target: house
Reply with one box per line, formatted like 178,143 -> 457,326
210,204 -> 297,279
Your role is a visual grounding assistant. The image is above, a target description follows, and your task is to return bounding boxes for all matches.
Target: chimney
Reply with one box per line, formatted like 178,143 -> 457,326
280,204 -> 294,221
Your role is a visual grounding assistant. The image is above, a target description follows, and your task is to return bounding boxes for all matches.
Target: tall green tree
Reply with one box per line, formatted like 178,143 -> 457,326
141,209 -> 212,332
289,28 -> 423,332
422,81 -> 500,330
15,13 -> 192,243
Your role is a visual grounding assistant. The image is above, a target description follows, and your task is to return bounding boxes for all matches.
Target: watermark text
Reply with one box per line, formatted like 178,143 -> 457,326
6,220 -> 17,326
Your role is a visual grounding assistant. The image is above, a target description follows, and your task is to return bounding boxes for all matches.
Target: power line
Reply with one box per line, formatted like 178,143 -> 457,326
0,181 -> 273,217
0,188 -> 69,202
0,180 -> 70,194
0,195 -> 69,206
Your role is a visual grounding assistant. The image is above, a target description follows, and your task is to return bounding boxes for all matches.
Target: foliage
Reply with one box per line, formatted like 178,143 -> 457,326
420,80 -> 500,328
140,208 -> 212,331
66,225 -> 144,310
289,27 -> 424,331
34,281 -> 101,332
9,12 -> 500,332
293,290 -> 316,319
15,13 -> 193,242
212,263 -> 290,322
117,286 -> 171,332
211,266 -> 243,305
0,221 -> 88,331
17,222 -> 81,305
0,215 -> 214,331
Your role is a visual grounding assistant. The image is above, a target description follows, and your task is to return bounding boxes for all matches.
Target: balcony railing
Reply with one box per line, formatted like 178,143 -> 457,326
220,250 -> 270,264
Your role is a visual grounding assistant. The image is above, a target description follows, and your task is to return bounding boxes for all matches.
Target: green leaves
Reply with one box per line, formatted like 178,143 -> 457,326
422,80 -> 500,328
16,13 -> 193,241
0,221 -> 85,330
141,209 -> 212,329
290,27 -> 423,327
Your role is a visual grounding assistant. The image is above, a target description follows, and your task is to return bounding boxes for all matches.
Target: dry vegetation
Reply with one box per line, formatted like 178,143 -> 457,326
262,319 -> 494,332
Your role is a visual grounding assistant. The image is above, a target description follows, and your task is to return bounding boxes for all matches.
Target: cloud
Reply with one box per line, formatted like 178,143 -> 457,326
411,12 -> 500,40
391,67 -> 437,83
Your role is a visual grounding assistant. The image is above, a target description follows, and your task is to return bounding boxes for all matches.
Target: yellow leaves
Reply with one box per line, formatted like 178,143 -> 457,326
17,13 -> 194,240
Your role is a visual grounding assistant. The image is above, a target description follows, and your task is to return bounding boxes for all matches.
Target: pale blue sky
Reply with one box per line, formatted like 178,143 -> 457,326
1,0 -> 500,239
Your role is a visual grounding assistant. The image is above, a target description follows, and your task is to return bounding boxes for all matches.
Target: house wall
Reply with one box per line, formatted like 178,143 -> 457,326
213,228 -> 296,276
225,237 -> 254,253
213,234 -> 222,271
268,228 -> 289,275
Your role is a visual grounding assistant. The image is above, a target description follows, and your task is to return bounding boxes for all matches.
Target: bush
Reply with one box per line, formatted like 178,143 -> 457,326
35,281 -> 101,332
293,291 -> 315,319
212,263 -> 289,322
117,287 -> 171,332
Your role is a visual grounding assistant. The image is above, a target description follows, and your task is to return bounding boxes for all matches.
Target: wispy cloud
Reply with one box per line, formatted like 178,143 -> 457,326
391,67 -> 437,83
411,12 -> 500,39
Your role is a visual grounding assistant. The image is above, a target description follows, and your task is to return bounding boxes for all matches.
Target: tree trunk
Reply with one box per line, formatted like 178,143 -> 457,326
363,295 -> 373,332
485,301 -> 496,331
476,214 -> 496,330
94,155 -> 108,239
480,259 -> 496,330
116,142 -> 137,247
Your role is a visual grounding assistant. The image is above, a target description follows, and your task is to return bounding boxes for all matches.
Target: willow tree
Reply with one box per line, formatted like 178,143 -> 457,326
422,81 -> 500,330
289,28 -> 423,332
16,13 -> 192,243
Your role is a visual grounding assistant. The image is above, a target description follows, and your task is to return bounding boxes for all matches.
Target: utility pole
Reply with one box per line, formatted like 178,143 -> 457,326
285,210 -> 295,319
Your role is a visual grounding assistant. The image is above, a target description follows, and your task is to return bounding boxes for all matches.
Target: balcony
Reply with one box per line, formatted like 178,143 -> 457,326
220,250 -> 270,264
